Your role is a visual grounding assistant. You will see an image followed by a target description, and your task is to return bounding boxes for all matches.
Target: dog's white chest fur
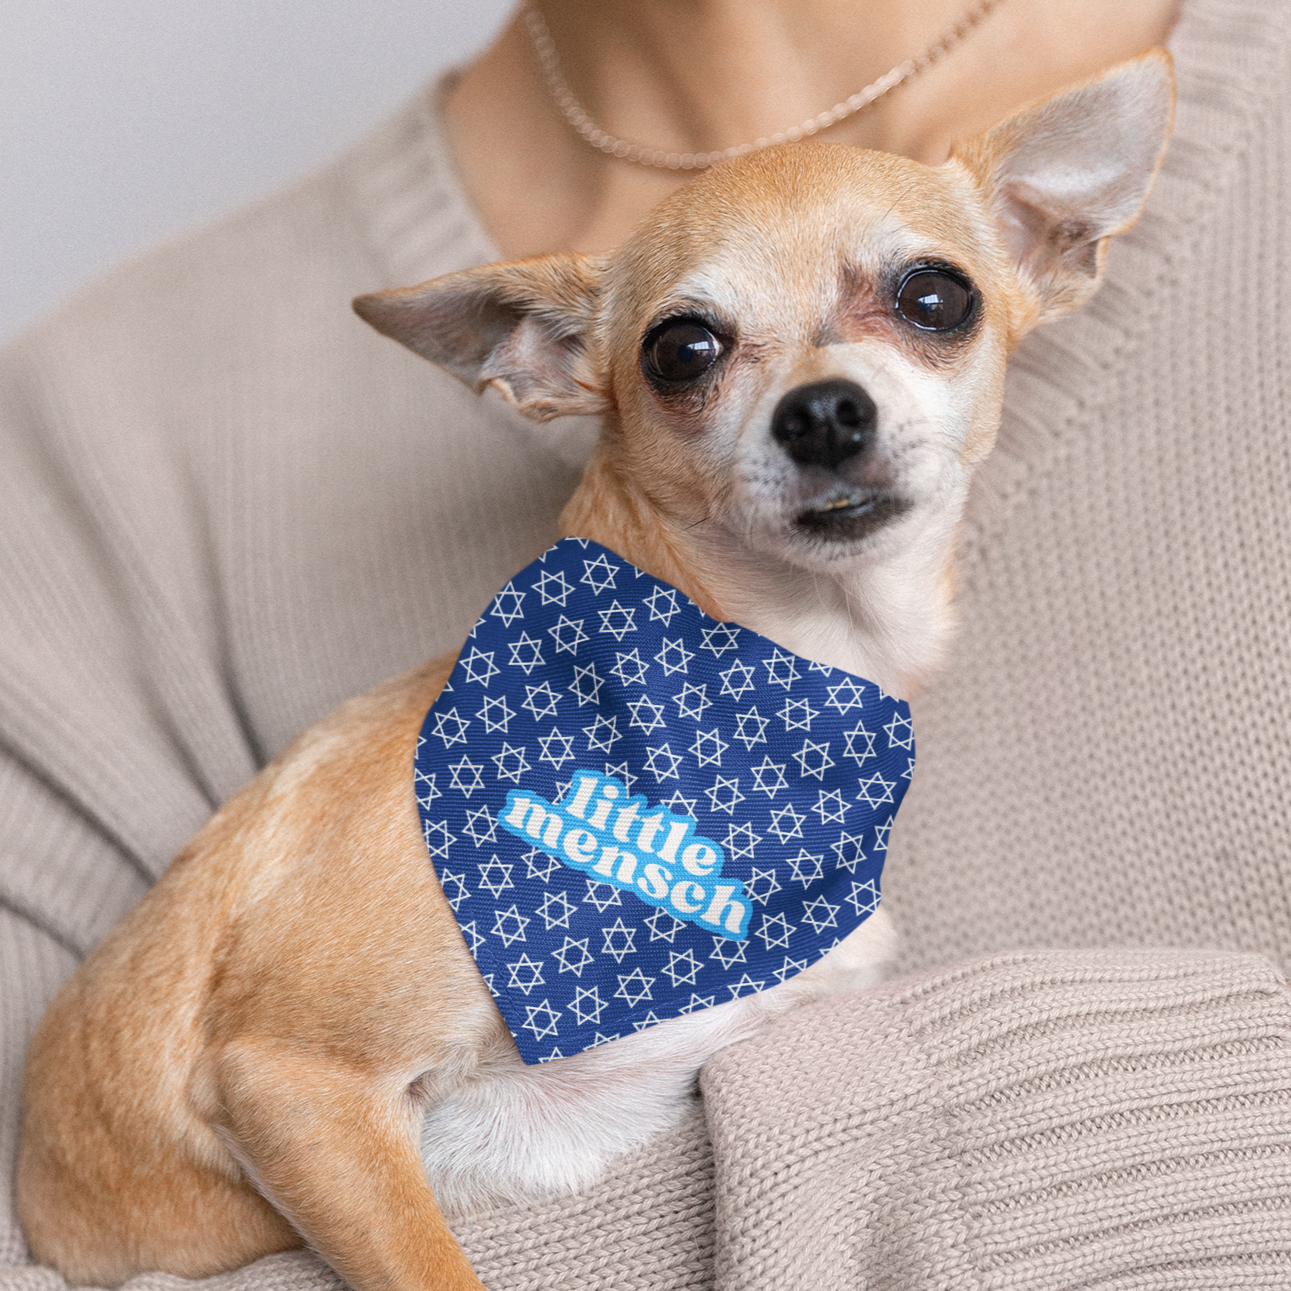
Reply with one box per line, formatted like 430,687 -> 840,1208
419,907 -> 896,1216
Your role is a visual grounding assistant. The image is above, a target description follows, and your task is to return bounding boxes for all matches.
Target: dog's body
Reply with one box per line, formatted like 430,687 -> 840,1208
19,54 -> 1174,1291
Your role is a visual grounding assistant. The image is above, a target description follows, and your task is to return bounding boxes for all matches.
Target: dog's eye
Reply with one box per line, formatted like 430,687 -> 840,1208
894,269 -> 976,332
643,319 -> 723,385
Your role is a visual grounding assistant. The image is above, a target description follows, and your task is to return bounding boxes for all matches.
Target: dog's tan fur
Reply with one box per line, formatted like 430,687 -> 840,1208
19,54 -> 1173,1291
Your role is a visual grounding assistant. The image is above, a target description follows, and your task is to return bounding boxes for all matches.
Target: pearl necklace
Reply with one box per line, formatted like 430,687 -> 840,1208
525,0 -> 1003,171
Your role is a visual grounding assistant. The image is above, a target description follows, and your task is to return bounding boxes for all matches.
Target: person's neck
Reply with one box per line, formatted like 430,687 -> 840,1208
444,0 -> 1181,259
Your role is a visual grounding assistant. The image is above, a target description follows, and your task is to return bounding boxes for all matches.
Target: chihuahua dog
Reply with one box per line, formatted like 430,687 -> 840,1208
19,51 -> 1173,1291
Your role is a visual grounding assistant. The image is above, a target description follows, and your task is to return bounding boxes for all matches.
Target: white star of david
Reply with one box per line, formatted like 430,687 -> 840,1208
731,705 -> 770,750
539,1047 -> 565,1063
581,553 -> 619,595
719,660 -> 757,700
567,661 -> 605,706
842,723 -> 878,763
755,911 -> 795,950
536,888 -> 577,930
610,648 -> 650,686
490,742 -> 532,784
582,713 -> 621,753
613,967 -> 656,1007
537,726 -> 577,768
661,948 -> 703,987
551,936 -> 595,976
600,917 -> 638,963
534,567 -> 574,606
717,671 -> 753,712
476,854 -> 515,898
457,919 -> 485,954
773,955 -> 811,984
778,696 -> 820,731
689,727 -> 729,768
525,847 -> 563,882
856,773 -> 897,808
590,1031 -> 622,1047
521,680 -> 562,721
824,677 -> 869,713
704,774 -> 745,814
492,903 -> 531,947
830,829 -> 868,872
793,738 -> 835,780
662,789 -> 698,816
438,867 -> 469,911
724,820 -> 762,860
548,614 -> 589,655
709,935 -> 748,969
626,693 -> 666,733
430,707 -> 470,747
654,637 -> 694,676
749,755 -> 788,797
459,647 -> 499,688
422,819 -> 455,860
462,805 -> 499,848
671,681 -> 712,721
415,768 -> 441,810
846,879 -> 881,916
631,1010 -> 665,1032
446,755 -> 485,796
726,973 -> 767,1000
786,848 -> 825,887
597,600 -> 637,640
873,820 -> 893,853
475,694 -> 515,734
884,710 -> 915,750
799,895 -> 840,934
507,632 -> 545,674
602,759 -> 639,794
506,952 -> 546,995
761,648 -> 801,690
699,623 -> 741,655
643,742 -> 684,782
900,756 -> 915,780
679,992 -> 718,1014
643,584 -> 682,624
766,802 -> 806,843
566,985 -> 609,1026
521,999 -> 561,1038
813,787 -> 851,825
644,907 -> 687,942
583,880 -> 623,912
489,579 -> 526,626
746,866 -> 783,905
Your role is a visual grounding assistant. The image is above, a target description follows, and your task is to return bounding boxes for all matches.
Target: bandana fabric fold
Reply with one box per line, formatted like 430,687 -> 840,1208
413,539 -> 913,1063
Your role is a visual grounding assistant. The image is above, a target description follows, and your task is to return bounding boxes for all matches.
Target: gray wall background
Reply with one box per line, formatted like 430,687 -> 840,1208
2,0 -> 515,344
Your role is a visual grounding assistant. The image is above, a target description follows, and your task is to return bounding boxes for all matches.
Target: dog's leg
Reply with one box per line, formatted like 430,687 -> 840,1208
208,1040 -> 486,1291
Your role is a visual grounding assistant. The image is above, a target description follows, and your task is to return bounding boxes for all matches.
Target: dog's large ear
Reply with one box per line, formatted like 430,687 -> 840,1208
353,253 -> 610,421
952,48 -> 1174,325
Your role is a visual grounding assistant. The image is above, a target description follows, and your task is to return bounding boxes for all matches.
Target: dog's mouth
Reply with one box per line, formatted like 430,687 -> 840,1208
795,488 -> 911,540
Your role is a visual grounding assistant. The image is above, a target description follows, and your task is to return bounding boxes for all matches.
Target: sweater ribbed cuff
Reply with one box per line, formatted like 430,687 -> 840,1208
701,948 -> 1291,1290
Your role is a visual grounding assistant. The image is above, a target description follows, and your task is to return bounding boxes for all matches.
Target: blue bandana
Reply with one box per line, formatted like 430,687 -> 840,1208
413,539 -> 913,1063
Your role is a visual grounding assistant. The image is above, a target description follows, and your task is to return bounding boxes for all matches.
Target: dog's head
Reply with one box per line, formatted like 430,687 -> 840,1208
357,52 -> 1172,583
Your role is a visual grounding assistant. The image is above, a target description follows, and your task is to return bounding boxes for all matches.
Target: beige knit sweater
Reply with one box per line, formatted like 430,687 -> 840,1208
4,0 -> 1291,1285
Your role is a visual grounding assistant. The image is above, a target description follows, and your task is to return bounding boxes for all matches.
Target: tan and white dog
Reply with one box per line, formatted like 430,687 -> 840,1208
19,52 -> 1173,1291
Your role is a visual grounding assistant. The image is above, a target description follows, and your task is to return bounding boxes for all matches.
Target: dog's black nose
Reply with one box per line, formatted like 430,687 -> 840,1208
771,379 -> 877,470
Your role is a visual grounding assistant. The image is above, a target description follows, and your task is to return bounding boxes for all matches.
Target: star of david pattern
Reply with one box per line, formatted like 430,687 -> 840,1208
414,539 -> 913,1063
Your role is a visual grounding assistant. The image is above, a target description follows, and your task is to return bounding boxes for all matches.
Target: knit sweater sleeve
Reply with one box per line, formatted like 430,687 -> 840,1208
700,948 -> 1291,1289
